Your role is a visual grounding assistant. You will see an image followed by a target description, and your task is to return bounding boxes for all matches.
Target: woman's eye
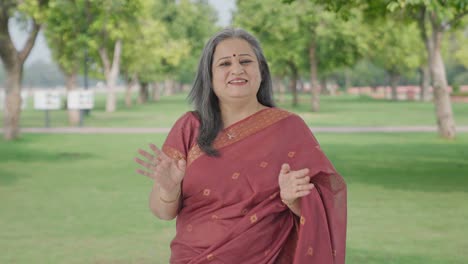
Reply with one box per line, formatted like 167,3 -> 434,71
219,61 -> 231,66
240,60 -> 252,64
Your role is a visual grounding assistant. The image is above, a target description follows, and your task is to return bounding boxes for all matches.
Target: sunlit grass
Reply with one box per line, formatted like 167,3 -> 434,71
1,133 -> 467,263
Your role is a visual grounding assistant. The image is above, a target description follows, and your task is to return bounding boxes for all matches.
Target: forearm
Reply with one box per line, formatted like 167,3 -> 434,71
149,182 -> 181,220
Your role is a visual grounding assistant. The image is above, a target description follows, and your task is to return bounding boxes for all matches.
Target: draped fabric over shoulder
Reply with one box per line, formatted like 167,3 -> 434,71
162,108 -> 347,264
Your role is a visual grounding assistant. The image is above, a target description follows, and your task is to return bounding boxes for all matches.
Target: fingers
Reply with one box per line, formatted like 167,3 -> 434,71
138,149 -> 154,161
299,176 -> 311,184
134,157 -> 154,171
279,164 -> 309,179
292,168 -> 309,179
296,183 -> 315,192
136,169 -> 154,179
149,144 -> 170,161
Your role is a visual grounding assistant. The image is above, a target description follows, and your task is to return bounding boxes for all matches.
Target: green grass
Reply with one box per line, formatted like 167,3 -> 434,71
8,92 -> 468,128
1,133 -> 467,263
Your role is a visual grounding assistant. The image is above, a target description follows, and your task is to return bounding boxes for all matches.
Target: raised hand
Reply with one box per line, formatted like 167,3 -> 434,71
278,163 -> 315,205
135,144 -> 186,194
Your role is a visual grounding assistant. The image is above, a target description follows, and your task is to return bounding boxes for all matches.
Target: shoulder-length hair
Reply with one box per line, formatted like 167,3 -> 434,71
188,28 -> 275,156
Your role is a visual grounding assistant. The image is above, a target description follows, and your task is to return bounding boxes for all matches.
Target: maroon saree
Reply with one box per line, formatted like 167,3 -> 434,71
162,108 -> 347,264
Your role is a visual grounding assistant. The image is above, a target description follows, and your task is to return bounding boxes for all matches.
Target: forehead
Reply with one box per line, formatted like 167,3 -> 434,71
213,38 -> 255,60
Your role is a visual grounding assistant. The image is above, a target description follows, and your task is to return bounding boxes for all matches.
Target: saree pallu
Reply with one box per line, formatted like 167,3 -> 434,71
162,108 -> 347,264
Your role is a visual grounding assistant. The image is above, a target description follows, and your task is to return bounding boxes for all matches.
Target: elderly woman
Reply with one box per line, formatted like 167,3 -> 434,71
135,28 -> 347,264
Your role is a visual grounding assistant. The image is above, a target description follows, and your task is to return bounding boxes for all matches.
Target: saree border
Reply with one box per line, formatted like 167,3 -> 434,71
187,108 -> 292,166
163,145 -> 186,160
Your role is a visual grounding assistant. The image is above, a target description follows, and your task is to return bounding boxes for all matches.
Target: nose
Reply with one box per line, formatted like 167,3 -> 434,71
231,61 -> 245,75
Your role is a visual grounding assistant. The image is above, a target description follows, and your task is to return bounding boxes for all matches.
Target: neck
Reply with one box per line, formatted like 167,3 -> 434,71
220,99 -> 267,128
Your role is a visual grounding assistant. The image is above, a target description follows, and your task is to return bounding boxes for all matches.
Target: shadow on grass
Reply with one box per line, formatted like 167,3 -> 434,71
347,247 -> 464,264
325,139 -> 468,193
0,137 -> 95,186
0,145 -> 94,163
0,168 -> 23,186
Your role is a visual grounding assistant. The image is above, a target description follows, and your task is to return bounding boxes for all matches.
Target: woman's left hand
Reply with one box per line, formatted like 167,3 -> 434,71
278,163 -> 315,205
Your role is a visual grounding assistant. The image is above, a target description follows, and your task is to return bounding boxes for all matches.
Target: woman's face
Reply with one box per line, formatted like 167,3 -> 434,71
211,38 -> 262,104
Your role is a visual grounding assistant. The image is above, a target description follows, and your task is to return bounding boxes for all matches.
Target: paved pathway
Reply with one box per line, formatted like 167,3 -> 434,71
5,126 -> 468,134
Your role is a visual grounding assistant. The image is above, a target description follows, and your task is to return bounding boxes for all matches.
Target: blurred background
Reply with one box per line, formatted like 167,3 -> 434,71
1,0 -> 467,263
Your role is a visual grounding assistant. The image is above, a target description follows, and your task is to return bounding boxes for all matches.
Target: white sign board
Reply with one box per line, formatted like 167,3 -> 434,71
21,91 -> 28,109
1,90 -> 29,110
34,90 -> 62,110
67,90 -> 94,110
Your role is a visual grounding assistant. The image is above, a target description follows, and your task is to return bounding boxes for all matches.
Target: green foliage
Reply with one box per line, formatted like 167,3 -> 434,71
234,0 -> 306,77
158,0 -> 219,83
367,19 -> 423,77
347,60 -> 388,87
17,0 -> 50,23
44,0 -> 87,75
235,0 -> 367,80
119,0 -> 218,84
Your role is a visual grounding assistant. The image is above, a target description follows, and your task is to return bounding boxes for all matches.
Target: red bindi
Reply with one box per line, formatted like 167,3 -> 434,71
233,54 -> 236,57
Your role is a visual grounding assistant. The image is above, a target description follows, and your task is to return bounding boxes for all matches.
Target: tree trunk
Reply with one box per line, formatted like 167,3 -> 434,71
320,78 -> 327,95
99,39 -> 122,113
175,82 -> 183,93
138,82 -> 149,104
164,79 -> 174,96
3,65 -> 22,139
0,15 -> 41,140
418,8 -> 455,138
344,68 -> 351,92
125,74 -> 137,108
124,81 -> 132,108
389,72 -> 400,101
65,72 -> 80,126
152,82 -> 161,102
309,41 -> 320,112
288,63 -> 298,107
274,77 -> 285,103
430,27 -> 456,139
419,64 -> 431,101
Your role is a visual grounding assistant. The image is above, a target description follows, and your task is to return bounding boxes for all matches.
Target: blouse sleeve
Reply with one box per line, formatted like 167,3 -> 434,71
162,112 -> 200,161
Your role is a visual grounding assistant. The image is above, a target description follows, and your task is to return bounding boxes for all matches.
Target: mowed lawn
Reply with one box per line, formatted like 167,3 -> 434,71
1,133 -> 467,263
11,92 -> 468,128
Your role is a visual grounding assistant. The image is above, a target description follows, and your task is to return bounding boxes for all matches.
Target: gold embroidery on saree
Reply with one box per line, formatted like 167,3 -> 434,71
187,108 -> 292,166
162,145 -> 186,160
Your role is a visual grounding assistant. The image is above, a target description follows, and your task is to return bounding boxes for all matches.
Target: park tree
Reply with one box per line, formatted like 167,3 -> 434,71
288,0 -> 467,139
387,0 -> 467,139
85,0 -> 141,113
234,0 -> 307,107
236,0 -> 366,110
154,0 -> 218,96
366,19 -> 422,100
44,0 -> 88,126
0,0 -> 49,140
362,0 -> 468,138
120,0 -> 190,105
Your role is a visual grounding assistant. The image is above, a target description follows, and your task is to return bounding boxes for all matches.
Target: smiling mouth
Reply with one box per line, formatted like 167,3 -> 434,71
228,79 -> 248,84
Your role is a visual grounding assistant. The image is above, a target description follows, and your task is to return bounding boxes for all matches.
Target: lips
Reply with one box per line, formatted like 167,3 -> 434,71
228,78 -> 248,84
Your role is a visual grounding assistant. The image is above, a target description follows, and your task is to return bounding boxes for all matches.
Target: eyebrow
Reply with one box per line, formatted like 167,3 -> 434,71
216,54 -> 253,63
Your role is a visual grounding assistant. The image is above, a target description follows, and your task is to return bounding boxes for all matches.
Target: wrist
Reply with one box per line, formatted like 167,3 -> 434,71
159,185 -> 181,203
281,197 -> 297,207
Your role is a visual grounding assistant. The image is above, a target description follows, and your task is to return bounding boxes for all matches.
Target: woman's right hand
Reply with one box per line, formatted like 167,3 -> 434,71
134,144 -> 186,194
